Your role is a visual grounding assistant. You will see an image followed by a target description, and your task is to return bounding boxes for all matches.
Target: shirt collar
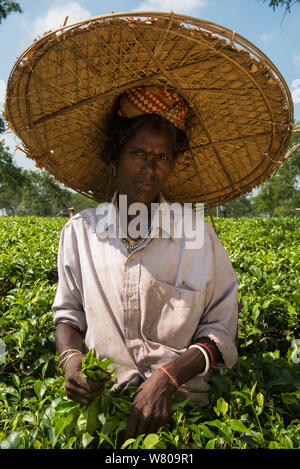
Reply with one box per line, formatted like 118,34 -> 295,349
150,194 -> 177,241
96,191 -> 179,241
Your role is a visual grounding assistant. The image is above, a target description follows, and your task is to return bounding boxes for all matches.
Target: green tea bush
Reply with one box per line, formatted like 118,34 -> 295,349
0,216 -> 299,449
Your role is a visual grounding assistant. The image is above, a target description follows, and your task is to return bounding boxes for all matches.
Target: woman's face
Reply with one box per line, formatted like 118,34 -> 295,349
117,122 -> 176,206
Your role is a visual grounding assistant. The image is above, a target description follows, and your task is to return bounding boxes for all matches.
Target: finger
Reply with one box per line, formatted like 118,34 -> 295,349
136,415 -> 154,436
125,407 -> 139,439
134,404 -> 157,436
84,377 -> 106,393
157,408 -> 170,432
65,387 -> 94,406
153,416 -> 164,434
94,366 -> 111,378
66,378 -> 103,402
69,372 -> 106,394
103,373 -> 112,381
156,416 -> 166,433
144,408 -> 168,435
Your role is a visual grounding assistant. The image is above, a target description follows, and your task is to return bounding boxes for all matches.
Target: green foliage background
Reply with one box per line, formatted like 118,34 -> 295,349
0,215 -> 299,449
0,0 -> 299,450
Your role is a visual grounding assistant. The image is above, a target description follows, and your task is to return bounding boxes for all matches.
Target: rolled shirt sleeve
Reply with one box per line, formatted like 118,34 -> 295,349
193,221 -> 238,369
53,222 -> 87,334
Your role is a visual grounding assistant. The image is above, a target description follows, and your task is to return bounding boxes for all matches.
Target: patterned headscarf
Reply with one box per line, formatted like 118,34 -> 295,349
117,86 -> 188,130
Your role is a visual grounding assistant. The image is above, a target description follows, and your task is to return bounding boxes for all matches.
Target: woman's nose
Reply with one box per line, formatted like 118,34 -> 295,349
141,151 -> 156,171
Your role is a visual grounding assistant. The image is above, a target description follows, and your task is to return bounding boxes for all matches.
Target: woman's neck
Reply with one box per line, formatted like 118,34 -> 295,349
117,191 -> 160,239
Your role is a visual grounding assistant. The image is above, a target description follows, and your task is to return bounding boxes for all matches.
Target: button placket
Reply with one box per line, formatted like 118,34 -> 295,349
123,258 -> 140,344
122,253 -> 149,371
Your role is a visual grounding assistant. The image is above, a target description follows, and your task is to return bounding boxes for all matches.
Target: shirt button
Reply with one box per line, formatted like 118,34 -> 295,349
126,291 -> 133,297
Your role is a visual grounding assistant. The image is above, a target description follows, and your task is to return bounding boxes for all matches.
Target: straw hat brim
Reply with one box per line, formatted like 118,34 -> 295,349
4,12 -> 294,207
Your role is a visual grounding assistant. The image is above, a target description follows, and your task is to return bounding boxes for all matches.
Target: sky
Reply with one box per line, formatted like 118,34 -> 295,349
0,0 -> 299,172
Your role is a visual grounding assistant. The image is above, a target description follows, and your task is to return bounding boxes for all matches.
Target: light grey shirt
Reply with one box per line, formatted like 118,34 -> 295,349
53,195 -> 238,404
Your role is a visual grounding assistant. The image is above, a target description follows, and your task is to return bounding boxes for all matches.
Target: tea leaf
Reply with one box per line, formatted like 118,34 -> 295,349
143,433 -> 160,449
229,419 -> 250,433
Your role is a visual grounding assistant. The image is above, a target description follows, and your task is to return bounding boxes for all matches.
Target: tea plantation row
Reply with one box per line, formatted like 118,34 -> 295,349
0,215 -> 299,449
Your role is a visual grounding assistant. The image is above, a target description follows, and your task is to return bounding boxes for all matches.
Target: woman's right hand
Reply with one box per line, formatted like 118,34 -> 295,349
63,353 -> 110,406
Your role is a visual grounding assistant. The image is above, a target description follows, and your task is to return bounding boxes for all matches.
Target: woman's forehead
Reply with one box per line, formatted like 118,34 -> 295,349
125,123 -> 173,149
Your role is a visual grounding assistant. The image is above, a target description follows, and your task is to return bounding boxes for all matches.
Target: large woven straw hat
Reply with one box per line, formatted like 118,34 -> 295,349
4,12 -> 295,207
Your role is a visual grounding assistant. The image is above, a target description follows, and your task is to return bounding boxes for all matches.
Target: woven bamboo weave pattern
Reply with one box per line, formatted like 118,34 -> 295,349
4,12 -> 294,206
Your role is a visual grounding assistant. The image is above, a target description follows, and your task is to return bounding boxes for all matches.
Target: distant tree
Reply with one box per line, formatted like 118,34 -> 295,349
218,123 -> 300,217
66,191 -> 98,214
262,0 -> 300,11
15,170 -> 98,217
0,0 -> 22,23
0,140 -> 24,214
16,171 -> 72,217
250,125 -> 300,216
0,141 -> 98,216
250,163 -> 300,216
0,1 -> 22,133
225,195 -> 254,218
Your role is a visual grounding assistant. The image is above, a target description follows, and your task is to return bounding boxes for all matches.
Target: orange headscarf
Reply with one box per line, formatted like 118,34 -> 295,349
118,86 -> 188,130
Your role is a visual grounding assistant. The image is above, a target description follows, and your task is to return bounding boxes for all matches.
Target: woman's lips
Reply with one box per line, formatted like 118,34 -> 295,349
135,181 -> 156,190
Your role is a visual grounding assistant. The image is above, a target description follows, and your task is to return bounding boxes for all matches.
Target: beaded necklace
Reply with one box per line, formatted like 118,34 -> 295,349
120,225 -> 152,252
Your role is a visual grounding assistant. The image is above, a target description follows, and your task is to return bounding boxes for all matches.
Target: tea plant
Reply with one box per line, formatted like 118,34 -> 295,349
0,216 -> 299,449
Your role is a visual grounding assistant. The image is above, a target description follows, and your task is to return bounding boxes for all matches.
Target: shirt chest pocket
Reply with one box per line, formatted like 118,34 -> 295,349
143,279 -> 204,350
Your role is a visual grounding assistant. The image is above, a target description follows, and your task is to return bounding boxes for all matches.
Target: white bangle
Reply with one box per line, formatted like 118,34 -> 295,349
189,344 -> 210,376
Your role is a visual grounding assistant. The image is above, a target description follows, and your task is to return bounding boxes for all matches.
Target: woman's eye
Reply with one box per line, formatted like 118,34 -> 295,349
132,150 -> 145,158
130,150 -> 169,160
158,153 -> 168,160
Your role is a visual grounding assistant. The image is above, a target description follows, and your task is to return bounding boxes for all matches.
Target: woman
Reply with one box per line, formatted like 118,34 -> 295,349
53,86 -> 239,438
5,12 -> 292,439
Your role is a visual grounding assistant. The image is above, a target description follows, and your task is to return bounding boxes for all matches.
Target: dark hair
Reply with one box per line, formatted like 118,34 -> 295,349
100,113 -> 188,165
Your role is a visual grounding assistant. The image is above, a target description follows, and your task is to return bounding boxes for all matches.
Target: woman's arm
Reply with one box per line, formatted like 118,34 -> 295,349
53,225 -> 108,405
125,337 -> 220,438
163,336 -> 221,385
125,223 -> 240,437
55,322 -> 84,357
56,323 -> 109,406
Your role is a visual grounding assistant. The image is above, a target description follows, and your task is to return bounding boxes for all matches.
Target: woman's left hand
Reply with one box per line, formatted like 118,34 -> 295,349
125,368 -> 177,438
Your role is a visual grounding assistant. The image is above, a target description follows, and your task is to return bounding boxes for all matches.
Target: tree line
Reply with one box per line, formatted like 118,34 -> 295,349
222,127 -> 300,218
0,0 -> 299,218
0,141 -> 98,217
0,130 -> 299,218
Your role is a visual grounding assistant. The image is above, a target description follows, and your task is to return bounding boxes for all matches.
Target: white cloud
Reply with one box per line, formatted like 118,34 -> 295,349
134,0 -> 207,14
31,2 -> 91,38
0,79 -> 5,113
291,79 -> 300,104
0,129 -> 37,171
3,3 -> 91,168
259,33 -> 274,44
0,131 -> 20,154
292,79 -> 300,88
292,51 -> 300,68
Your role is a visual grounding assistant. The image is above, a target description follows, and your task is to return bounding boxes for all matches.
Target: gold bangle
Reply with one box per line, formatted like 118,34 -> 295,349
60,351 -> 82,372
58,348 -> 82,361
